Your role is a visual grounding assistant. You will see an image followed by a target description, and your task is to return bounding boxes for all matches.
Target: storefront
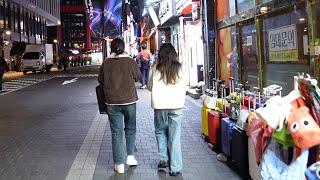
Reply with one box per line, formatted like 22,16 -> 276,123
215,0 -> 320,95
176,0 -> 203,87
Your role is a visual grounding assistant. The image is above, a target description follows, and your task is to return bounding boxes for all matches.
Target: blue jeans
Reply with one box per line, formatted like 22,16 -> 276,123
154,109 -> 183,172
141,67 -> 150,86
107,103 -> 137,164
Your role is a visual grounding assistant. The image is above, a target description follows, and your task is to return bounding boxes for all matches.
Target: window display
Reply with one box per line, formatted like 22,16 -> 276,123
217,0 -> 236,22
237,0 -> 254,13
262,3 -> 310,95
240,22 -> 258,90
217,26 -> 238,86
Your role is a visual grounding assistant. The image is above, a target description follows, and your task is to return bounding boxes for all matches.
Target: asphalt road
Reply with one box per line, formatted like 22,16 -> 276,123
0,66 -> 100,179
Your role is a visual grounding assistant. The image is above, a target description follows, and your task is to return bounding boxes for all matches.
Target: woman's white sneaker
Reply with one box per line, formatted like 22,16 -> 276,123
114,164 -> 124,173
126,155 -> 138,166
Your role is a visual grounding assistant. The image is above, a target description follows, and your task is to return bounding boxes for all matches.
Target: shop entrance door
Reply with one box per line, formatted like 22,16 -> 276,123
239,21 -> 259,91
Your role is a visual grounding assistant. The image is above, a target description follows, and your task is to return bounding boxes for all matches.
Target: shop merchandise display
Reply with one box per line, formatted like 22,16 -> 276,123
201,73 -> 320,180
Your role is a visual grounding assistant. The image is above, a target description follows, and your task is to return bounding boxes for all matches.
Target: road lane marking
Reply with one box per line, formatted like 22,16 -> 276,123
62,78 -> 78,85
65,111 -> 108,180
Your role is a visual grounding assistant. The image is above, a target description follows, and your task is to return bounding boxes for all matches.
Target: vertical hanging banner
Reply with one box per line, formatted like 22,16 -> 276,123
268,24 -> 298,62
84,0 -> 103,39
103,0 -> 123,38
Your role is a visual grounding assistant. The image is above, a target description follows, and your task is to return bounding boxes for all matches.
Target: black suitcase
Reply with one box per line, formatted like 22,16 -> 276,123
232,126 -> 249,179
96,85 -> 107,114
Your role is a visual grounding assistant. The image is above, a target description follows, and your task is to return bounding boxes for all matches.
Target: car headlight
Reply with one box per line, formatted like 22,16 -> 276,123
36,61 -> 40,66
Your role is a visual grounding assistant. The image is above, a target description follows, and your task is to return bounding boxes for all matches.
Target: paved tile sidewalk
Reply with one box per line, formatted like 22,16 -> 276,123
92,85 -> 240,180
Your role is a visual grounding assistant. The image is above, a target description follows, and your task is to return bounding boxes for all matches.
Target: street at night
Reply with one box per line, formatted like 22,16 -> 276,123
0,66 -> 240,180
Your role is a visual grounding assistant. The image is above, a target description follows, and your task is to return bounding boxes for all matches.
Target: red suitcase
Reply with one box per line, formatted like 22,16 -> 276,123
208,110 -> 228,146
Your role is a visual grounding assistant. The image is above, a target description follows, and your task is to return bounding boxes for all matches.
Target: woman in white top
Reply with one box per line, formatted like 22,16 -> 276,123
147,43 -> 186,176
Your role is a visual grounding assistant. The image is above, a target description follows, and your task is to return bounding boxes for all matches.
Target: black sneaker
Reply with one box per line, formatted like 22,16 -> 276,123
158,160 -> 169,169
169,171 -> 181,176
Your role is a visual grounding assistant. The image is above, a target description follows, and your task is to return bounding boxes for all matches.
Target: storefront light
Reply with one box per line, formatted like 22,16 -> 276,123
5,30 -> 11,35
260,6 -> 268,14
299,18 -> 305,21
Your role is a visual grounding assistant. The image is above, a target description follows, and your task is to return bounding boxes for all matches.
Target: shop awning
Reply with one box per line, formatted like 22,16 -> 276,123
158,14 -> 182,29
177,1 -> 200,15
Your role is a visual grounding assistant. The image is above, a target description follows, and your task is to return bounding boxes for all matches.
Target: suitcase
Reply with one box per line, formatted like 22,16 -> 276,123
201,106 -> 211,137
242,96 -> 254,109
208,110 -> 228,147
232,126 -> 249,179
221,117 -> 236,158
248,137 -> 260,180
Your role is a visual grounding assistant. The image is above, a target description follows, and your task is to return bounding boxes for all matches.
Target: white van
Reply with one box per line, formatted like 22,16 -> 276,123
21,44 -> 53,74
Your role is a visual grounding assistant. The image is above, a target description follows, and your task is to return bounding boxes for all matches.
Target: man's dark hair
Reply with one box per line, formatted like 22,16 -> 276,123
110,38 -> 125,55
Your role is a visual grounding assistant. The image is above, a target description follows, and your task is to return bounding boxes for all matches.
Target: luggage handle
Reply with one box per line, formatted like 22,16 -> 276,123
238,84 -> 244,106
253,87 -> 259,112
221,84 -> 227,113
235,87 -> 241,111
212,78 -> 217,91
229,77 -> 234,94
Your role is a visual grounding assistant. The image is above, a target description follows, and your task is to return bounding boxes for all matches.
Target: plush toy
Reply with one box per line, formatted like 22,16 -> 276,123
256,90 -> 302,132
256,96 -> 291,131
287,105 -> 320,149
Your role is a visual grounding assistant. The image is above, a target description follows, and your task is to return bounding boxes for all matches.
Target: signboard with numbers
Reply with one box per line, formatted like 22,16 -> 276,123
268,24 -> 298,62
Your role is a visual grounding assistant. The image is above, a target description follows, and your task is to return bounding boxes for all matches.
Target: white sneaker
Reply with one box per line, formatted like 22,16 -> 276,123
114,164 -> 124,174
126,155 -> 138,166
216,153 -> 227,162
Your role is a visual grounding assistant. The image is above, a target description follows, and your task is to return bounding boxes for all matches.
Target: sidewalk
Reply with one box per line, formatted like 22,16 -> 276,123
2,67 -> 61,80
91,86 -> 240,180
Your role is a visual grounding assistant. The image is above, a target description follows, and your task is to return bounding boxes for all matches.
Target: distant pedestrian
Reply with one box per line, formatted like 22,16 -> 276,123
61,55 -> 68,71
98,38 -> 141,174
147,43 -> 186,176
136,43 -> 152,89
0,56 -> 9,91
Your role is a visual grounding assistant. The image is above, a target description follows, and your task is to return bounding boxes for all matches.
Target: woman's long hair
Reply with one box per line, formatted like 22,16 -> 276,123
156,43 -> 181,85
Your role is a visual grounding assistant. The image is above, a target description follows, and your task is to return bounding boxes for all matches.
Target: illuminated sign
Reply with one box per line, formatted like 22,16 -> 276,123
103,0 -> 123,38
84,0 -> 122,38
85,0 -> 103,38
159,0 -> 176,25
268,24 -> 298,62
149,6 -> 160,27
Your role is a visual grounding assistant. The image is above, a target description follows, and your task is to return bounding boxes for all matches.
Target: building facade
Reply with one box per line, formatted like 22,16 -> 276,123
215,0 -> 320,95
0,0 -> 60,65
59,0 -> 91,54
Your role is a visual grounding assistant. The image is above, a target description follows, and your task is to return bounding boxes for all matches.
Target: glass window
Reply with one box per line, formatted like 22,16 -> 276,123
260,0 -> 271,4
237,0 -> 254,13
217,0 -> 236,21
262,3 -> 309,95
217,26 -> 238,86
0,0 -> 4,29
240,22 -> 258,90
22,52 -> 40,59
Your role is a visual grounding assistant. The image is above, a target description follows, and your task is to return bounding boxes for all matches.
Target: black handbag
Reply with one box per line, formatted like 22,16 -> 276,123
96,85 -> 107,114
